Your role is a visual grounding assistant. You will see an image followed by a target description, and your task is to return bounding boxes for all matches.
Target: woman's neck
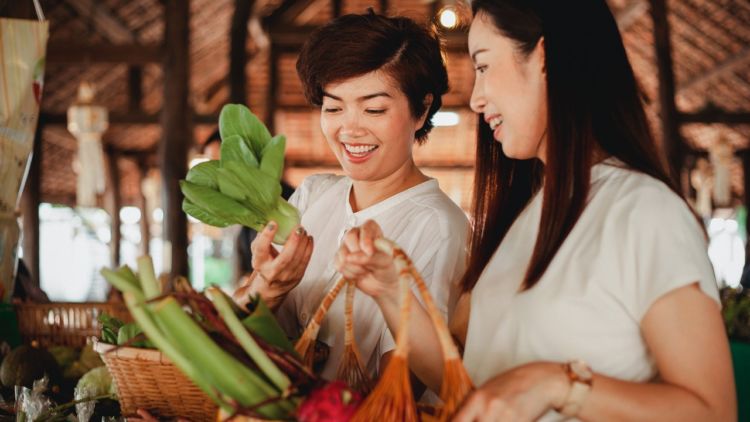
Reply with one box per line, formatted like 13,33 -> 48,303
349,160 -> 429,212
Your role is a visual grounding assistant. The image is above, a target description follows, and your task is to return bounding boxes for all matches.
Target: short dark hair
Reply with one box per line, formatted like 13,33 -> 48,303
296,10 -> 449,143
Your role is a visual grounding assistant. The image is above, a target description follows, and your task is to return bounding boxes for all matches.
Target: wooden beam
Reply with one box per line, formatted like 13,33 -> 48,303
616,0 -> 648,31
64,0 -> 135,43
128,66 -> 143,112
160,0 -> 191,278
20,117 -> 44,287
270,26 -> 468,52
266,44 -> 279,133
47,42 -> 162,64
230,0 -> 253,104
0,1 -> 35,19
105,147 -> 122,266
677,46 -> 750,94
264,0 -> 319,27
679,110 -> 750,125
650,0 -> 685,187
41,111 -> 218,125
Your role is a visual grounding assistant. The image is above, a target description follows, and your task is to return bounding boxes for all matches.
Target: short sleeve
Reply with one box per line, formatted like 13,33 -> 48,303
287,173 -> 343,216
618,185 -> 719,321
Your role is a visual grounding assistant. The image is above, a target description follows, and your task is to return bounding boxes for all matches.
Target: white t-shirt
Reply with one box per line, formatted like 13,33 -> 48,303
276,174 -> 469,381
462,159 -> 719,422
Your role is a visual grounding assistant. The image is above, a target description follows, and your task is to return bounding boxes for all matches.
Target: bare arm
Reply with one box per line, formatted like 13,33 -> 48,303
454,284 -> 736,422
575,283 -> 735,421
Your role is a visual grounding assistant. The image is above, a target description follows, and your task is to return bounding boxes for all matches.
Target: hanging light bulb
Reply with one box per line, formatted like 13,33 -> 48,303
67,82 -> 108,207
439,7 -> 458,29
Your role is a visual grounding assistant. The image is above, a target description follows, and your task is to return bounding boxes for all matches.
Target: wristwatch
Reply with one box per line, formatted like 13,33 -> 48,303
558,360 -> 593,417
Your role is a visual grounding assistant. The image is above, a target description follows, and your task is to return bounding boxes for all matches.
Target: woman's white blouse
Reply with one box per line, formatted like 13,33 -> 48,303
463,160 -> 719,421
276,174 -> 469,380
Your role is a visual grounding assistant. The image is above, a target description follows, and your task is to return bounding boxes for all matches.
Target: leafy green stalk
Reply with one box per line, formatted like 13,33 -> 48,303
121,292 -> 234,413
151,297 -> 292,418
242,295 -> 298,356
100,268 -> 145,301
206,288 -> 290,392
137,256 -> 161,299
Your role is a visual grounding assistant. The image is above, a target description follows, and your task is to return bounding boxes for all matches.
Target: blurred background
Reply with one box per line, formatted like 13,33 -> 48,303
1,0 -> 749,301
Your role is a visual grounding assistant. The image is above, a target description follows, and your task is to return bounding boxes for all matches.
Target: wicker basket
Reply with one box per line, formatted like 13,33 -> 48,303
15,302 -> 131,347
95,341 -> 217,421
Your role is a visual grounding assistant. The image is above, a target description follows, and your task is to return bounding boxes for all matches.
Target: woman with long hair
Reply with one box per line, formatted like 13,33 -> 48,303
336,1 -> 736,420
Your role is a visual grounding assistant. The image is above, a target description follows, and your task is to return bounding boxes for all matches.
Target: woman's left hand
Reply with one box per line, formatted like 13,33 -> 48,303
453,362 -> 569,422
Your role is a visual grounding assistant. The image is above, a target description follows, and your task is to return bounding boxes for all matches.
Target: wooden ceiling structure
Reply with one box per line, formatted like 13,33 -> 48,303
1,0 -> 749,285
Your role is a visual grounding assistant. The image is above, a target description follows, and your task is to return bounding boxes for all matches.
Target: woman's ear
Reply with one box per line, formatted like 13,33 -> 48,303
418,93 -> 434,128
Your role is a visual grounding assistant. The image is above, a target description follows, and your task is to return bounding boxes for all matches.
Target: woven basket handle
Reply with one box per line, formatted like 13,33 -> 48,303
294,276 -> 347,365
374,239 -> 460,361
374,238 -> 473,420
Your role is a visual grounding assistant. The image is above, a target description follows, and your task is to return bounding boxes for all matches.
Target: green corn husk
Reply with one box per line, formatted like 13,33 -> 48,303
181,104 -> 300,244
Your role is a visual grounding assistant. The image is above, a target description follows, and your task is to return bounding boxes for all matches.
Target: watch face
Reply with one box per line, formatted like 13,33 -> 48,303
570,360 -> 593,380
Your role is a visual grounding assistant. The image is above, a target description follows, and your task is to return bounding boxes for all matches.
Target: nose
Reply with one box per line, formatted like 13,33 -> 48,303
339,111 -> 366,140
470,79 -> 486,114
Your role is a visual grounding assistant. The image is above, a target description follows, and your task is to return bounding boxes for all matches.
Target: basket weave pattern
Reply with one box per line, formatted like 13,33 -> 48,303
15,302 -> 131,347
94,342 -> 217,421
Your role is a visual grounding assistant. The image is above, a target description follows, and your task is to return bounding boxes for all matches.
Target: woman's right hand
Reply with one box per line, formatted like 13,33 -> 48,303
335,220 -> 400,305
235,221 -> 313,309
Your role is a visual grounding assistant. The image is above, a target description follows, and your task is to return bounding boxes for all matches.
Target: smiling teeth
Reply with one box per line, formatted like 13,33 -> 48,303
489,117 -> 503,130
344,144 -> 377,154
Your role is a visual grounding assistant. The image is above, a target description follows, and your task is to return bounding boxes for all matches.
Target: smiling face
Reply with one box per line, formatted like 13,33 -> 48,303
468,11 -> 549,161
320,70 -> 427,182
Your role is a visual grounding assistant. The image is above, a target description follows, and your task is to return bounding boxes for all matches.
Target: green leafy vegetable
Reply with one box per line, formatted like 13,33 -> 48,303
180,104 -> 300,244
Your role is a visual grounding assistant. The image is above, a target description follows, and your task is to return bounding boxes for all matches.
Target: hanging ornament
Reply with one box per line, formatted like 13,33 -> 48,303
709,136 -> 733,208
67,82 -> 108,207
690,157 -> 713,219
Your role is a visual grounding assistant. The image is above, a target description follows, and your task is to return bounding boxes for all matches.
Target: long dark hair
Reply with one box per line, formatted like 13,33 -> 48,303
462,0 -> 682,292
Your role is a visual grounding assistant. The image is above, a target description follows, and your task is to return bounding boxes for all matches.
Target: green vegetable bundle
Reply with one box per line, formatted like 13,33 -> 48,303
180,104 -> 300,244
101,257 -> 317,420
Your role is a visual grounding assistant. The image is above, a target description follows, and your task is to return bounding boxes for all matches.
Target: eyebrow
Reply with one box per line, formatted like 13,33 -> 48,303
322,91 -> 392,101
471,48 -> 489,63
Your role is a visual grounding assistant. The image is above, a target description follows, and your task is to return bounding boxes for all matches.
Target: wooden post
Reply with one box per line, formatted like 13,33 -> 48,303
105,147 -> 121,267
128,66 -> 143,112
379,0 -> 388,15
743,150 -> 750,288
332,0 -> 342,18
160,0 -> 191,278
20,118 -> 43,286
137,158 -> 150,257
266,44 -> 278,133
230,0 -> 253,105
649,0 -> 684,190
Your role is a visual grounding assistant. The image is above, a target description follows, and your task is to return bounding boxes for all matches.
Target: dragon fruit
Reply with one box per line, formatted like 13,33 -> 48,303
297,381 -> 363,422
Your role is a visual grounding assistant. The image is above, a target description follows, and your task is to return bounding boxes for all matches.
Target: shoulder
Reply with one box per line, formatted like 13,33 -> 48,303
290,173 -> 347,212
402,182 -> 470,241
597,166 -> 699,233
